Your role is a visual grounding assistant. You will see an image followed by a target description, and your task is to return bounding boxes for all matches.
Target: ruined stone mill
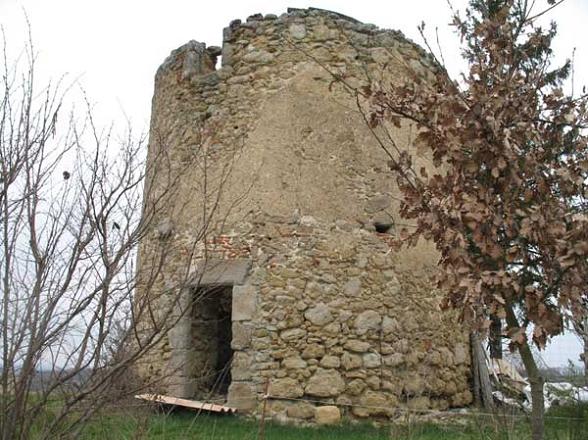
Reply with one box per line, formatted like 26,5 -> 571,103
135,7 -> 473,422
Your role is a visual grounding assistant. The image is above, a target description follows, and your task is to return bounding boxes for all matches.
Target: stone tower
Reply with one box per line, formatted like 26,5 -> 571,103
137,8 -> 472,420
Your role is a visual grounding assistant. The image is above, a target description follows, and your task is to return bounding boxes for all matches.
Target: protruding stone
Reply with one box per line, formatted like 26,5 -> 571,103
315,406 -> 341,425
305,369 -> 345,397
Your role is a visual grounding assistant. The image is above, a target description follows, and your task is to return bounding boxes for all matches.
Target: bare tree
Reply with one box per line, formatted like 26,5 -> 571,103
0,30 -> 214,439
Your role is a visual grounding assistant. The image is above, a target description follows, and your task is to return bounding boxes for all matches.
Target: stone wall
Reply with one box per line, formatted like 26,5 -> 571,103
136,7 -> 472,422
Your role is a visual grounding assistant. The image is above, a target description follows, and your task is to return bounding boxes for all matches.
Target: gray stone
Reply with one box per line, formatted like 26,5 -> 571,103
354,310 -> 381,335
363,353 -> 381,368
231,352 -> 252,380
381,316 -> 400,334
289,23 -> 307,39
343,278 -> 361,297
231,321 -> 253,349
305,369 -> 345,397
242,49 -> 274,64
192,259 -> 252,286
232,284 -> 257,321
304,303 -> 334,326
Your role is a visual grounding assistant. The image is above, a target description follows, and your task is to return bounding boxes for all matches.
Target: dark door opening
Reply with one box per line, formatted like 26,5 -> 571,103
192,286 -> 233,397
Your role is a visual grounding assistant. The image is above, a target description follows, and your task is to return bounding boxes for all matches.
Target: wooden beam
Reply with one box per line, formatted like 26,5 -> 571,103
135,393 -> 237,414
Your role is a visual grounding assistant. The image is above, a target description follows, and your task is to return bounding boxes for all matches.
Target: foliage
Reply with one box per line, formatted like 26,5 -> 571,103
362,0 -> 587,438
366,0 -> 587,354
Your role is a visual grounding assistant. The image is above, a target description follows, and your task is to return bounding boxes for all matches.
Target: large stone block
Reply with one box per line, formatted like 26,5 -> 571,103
305,369 -> 345,397
227,382 -> 257,413
315,406 -> 341,425
232,284 -> 257,321
192,259 -> 252,287
270,377 -> 304,398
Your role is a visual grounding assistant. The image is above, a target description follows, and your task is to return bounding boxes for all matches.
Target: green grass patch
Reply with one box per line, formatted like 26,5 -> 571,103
72,403 -> 588,440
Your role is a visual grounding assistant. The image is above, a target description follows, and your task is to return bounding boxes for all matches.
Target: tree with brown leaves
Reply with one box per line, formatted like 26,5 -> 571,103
364,1 -> 587,438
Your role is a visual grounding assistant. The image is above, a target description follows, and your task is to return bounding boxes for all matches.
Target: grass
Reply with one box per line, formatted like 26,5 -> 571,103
77,403 -> 588,440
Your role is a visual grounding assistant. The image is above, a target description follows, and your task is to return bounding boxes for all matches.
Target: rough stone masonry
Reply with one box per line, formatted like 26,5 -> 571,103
135,7 -> 473,423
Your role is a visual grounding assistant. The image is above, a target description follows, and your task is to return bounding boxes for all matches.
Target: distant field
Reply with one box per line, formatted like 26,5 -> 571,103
78,403 -> 588,440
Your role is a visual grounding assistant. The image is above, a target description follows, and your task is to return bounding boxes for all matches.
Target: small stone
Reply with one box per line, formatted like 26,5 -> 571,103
320,355 -> 340,368
354,310 -> 381,335
363,353 -> 381,368
341,352 -> 362,370
304,303 -> 334,326
346,378 -> 366,395
383,353 -> 404,367
381,316 -> 400,334
343,278 -> 361,297
344,340 -> 371,352
302,344 -> 325,359
283,356 -> 307,369
315,406 -> 341,425
454,343 -> 469,365
280,328 -> 307,341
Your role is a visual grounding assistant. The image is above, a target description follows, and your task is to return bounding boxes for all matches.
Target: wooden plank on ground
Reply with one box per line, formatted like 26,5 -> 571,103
135,393 -> 237,414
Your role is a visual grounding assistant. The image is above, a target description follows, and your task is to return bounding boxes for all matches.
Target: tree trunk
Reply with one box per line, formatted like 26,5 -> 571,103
489,315 -> 503,359
583,335 -> 588,386
471,331 -> 494,409
505,304 -> 544,440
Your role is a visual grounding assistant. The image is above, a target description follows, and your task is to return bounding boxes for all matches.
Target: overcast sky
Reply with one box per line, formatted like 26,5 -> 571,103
1,0 -> 586,367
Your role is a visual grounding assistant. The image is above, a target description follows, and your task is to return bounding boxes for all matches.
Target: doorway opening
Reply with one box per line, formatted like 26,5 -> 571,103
192,285 -> 233,397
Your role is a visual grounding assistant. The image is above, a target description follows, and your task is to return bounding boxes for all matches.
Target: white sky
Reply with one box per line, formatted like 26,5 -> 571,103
1,0 -> 586,367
